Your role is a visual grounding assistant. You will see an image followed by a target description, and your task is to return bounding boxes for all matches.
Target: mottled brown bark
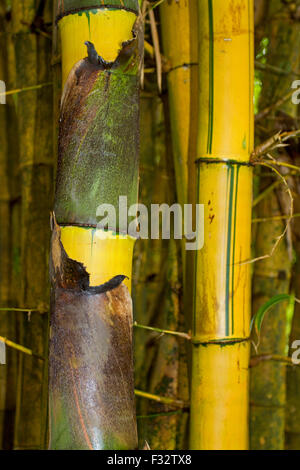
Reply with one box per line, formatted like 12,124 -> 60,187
49,220 -> 137,449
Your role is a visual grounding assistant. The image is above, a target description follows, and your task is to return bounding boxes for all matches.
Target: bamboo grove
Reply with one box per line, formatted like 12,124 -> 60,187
0,0 -> 300,451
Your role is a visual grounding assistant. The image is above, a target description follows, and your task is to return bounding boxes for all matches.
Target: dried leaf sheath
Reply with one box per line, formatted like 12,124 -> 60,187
55,39 -> 140,226
49,222 -> 137,450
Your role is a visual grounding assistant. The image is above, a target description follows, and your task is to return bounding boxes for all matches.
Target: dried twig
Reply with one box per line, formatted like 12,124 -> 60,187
143,441 -> 151,450
255,60 -> 300,78
250,354 -> 299,368
148,5 -> 162,93
252,212 -> 300,223
134,321 -> 191,340
140,0 -> 148,89
239,162 -> 294,266
251,130 -> 300,159
148,0 -> 166,12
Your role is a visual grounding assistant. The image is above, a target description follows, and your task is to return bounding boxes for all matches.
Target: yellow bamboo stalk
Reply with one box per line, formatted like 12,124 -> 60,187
160,0 -> 198,208
190,0 -> 254,450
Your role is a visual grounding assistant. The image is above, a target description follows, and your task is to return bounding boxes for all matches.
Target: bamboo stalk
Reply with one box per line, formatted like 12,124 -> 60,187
250,191 -> 291,450
251,0 -> 300,450
12,0 -> 53,450
133,95 -> 169,400
49,0 -> 142,450
159,0 -> 198,209
286,244 -> 300,449
134,390 -> 187,409
3,3 -> 20,450
0,3 -> 11,449
141,238 -> 182,450
133,93 -> 183,450
133,94 -> 166,449
190,0 -> 254,450
284,0 -> 300,451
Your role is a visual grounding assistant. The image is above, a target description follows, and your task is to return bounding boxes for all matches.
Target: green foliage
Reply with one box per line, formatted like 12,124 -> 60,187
251,294 -> 292,349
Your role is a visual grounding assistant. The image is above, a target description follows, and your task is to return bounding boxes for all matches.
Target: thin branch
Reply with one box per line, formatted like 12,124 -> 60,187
140,0 -> 148,89
134,389 -> 188,409
133,321 -> 191,340
252,180 -> 281,207
239,162 -> 293,265
0,307 -> 38,313
137,410 -> 186,419
0,82 -> 53,97
250,354 -> 299,368
251,130 -> 300,159
264,155 -> 300,173
148,0 -> 166,12
255,60 -> 300,78
252,213 -> 300,223
148,6 -> 162,93
0,336 -> 44,361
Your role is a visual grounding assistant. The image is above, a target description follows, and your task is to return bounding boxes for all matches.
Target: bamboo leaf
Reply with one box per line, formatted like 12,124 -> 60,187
251,294 -> 292,350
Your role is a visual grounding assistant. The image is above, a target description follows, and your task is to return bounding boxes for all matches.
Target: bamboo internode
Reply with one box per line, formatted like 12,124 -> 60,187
190,0 -> 254,450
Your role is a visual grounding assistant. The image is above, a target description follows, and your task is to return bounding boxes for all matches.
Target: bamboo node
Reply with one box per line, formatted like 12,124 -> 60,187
191,337 -> 251,346
55,5 -> 138,24
195,157 -> 253,167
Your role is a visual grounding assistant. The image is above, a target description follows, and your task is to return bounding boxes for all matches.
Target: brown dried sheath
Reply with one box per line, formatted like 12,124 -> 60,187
49,9 -> 141,450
